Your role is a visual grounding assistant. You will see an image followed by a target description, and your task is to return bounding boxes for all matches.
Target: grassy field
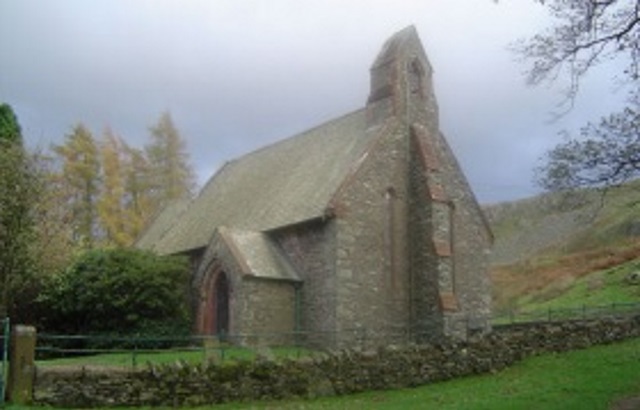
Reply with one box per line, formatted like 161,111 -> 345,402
17,337 -> 640,410
486,180 -> 640,311
209,338 -> 639,410
492,243 -> 640,312
516,257 -> 640,312
37,345 -> 313,368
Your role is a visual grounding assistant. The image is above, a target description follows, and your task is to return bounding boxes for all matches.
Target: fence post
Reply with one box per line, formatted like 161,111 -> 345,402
7,325 -> 36,405
132,337 -> 138,369
219,331 -> 226,363
0,318 -> 9,407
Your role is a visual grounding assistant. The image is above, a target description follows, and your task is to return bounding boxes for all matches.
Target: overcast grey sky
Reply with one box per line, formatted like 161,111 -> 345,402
0,0 -> 628,203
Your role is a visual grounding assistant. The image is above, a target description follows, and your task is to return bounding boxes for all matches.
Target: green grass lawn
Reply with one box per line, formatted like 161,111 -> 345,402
209,338 -> 640,410
22,337 -> 640,410
37,345 -> 313,368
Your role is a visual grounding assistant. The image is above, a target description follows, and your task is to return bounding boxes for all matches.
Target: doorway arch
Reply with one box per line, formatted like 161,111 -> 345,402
199,267 -> 231,336
212,272 -> 229,336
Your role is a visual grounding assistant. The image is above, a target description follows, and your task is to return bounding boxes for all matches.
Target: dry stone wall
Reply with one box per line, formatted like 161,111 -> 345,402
34,316 -> 640,408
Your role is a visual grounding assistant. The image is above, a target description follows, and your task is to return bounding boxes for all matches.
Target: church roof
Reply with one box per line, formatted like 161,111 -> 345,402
135,198 -> 190,251
218,227 -> 301,281
138,108 -> 378,254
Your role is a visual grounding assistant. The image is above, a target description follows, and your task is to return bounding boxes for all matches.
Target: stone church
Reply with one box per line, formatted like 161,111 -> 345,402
136,26 -> 492,347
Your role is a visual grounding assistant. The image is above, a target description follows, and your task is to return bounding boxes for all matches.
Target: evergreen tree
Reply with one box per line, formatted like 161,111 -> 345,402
30,151 -> 76,274
0,103 -> 22,144
0,103 -> 37,318
52,124 -> 101,248
97,129 -> 130,246
122,144 -> 155,242
146,112 -> 195,211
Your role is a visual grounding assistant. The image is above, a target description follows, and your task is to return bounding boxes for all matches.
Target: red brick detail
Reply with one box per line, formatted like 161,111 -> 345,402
412,124 -> 440,171
427,181 -> 448,202
421,141 -> 440,171
439,292 -> 459,312
327,202 -> 349,218
433,239 -> 452,257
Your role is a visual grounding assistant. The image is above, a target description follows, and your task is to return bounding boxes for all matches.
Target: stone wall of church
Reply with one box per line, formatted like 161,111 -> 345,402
272,221 -> 338,347
425,130 -> 493,330
363,25 -> 492,341
331,122 -> 412,346
236,277 -> 296,346
408,120 -> 492,338
408,133 -> 445,342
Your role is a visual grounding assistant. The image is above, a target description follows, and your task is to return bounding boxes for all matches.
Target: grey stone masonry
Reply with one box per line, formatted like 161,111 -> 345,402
138,26 -> 492,348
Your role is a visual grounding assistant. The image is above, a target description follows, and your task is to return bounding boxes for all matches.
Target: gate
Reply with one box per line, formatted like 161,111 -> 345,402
0,318 -> 9,406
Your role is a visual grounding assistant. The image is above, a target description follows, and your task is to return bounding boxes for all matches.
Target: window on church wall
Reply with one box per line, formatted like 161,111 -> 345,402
384,187 -> 400,291
408,59 -> 425,100
448,202 -> 457,294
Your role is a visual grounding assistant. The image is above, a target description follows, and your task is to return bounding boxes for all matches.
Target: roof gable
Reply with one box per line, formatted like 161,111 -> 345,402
145,109 -> 375,254
218,227 -> 300,281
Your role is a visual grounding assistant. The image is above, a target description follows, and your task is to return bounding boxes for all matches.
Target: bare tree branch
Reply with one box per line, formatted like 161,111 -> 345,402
514,0 -> 640,112
513,0 -> 640,198
537,105 -> 640,191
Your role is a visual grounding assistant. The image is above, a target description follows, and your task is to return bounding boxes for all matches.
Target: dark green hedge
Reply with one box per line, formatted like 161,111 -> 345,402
38,248 -> 191,338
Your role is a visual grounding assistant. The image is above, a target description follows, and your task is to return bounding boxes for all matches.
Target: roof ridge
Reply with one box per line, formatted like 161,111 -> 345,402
225,107 -> 366,166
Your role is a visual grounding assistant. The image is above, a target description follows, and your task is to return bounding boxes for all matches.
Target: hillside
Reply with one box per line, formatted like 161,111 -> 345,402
484,181 -> 640,311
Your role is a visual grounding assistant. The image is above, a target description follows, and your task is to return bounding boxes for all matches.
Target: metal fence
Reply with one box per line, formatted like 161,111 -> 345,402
492,301 -> 640,325
34,301 -> 640,369
36,333 -> 322,368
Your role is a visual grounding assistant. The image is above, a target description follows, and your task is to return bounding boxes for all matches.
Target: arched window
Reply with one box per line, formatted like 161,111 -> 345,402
385,187 -> 399,290
408,59 -> 425,100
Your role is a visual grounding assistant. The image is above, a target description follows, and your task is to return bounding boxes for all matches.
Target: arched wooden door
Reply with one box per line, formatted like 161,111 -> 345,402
199,269 -> 231,337
213,272 -> 229,336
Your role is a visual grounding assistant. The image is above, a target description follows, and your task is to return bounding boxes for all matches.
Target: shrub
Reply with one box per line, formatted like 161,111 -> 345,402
38,248 -> 191,337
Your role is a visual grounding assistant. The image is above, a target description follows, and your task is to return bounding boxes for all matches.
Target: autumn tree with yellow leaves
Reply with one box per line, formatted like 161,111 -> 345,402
52,124 -> 102,248
47,112 -> 195,250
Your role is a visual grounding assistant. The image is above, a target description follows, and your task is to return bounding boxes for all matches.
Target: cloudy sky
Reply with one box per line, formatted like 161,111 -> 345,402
0,0 -> 627,204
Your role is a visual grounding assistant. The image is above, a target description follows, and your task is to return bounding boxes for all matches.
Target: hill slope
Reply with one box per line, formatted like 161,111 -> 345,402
484,182 -> 640,311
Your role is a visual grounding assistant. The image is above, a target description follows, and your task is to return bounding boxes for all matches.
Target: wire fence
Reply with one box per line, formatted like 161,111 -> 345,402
33,301 -> 640,369
35,333 -> 325,368
492,301 -> 640,325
